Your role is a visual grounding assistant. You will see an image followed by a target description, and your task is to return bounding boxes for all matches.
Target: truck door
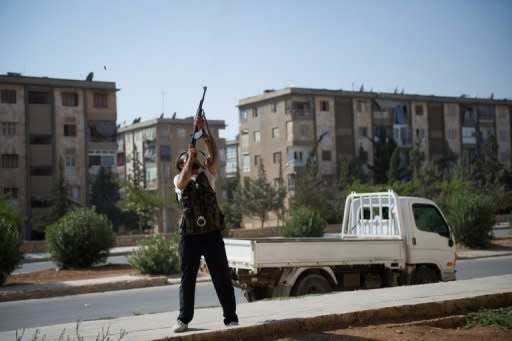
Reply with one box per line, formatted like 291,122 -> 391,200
408,203 -> 455,277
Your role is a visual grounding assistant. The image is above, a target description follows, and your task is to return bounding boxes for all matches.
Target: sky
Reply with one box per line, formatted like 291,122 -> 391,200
1,0 -> 511,140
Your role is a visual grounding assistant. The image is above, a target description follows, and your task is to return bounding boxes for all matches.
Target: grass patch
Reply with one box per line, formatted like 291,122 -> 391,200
466,306 -> 512,330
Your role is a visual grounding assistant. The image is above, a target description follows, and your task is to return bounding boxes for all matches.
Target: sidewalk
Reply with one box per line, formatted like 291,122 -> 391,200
2,274 -> 511,341
22,246 -> 140,263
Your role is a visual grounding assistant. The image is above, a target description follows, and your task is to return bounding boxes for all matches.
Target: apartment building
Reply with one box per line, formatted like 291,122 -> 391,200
0,73 -> 117,239
117,116 -> 226,233
238,87 -> 512,228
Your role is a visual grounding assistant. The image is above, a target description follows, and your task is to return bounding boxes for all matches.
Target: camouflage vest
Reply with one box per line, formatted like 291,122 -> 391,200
178,171 -> 225,235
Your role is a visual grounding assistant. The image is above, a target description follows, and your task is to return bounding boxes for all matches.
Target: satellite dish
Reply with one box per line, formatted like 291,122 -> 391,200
86,72 -> 94,81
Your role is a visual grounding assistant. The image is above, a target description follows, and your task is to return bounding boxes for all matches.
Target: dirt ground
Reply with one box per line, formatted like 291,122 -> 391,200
277,323 -> 511,340
4,264 -> 140,286
4,237 -> 512,339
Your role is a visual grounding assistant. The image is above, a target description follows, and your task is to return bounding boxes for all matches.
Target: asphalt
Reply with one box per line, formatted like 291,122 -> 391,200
1,243 -> 512,340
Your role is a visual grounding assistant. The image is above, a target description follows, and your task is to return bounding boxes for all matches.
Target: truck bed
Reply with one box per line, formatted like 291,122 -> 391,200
225,237 -> 405,270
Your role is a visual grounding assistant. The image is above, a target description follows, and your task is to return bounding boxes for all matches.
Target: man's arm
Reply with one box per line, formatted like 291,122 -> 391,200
175,145 -> 196,190
203,131 -> 217,176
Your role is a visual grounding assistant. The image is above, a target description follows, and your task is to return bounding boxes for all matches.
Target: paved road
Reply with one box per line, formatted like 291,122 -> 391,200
2,255 -> 512,332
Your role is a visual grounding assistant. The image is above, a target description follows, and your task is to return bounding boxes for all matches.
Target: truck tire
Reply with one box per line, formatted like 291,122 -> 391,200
412,266 -> 439,284
292,273 -> 331,297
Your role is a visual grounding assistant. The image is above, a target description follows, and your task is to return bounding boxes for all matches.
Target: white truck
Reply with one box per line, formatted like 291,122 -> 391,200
225,191 -> 456,301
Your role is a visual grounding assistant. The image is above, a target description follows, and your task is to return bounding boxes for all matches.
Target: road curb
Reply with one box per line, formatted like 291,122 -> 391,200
155,292 -> 512,341
0,276 -> 168,303
457,252 -> 512,260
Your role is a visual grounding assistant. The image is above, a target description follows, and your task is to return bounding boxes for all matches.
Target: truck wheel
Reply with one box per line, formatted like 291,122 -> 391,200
292,274 -> 331,297
412,266 -> 439,284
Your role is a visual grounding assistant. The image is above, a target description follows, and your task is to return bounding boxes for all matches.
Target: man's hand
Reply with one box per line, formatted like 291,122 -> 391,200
194,116 -> 204,130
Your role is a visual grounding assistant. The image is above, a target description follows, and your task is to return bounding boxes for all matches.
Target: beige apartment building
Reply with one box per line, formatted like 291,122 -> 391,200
117,116 -> 226,233
0,73 -> 117,239
238,87 -> 512,228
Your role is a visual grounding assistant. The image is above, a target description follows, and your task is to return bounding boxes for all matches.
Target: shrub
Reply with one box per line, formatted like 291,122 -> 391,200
282,206 -> 327,238
509,211 -> 512,229
128,234 -> 179,275
445,192 -> 495,248
46,208 -> 115,269
0,218 -> 24,285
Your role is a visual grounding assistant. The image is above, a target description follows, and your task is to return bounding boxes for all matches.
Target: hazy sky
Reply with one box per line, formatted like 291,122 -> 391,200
1,0 -> 511,139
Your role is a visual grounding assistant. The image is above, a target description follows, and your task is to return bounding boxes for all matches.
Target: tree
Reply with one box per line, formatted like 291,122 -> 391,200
409,137 -> 422,182
118,149 -> 162,233
367,134 -> 397,184
481,131 -> 502,186
338,156 -> 362,190
0,194 -> 22,228
90,167 -> 123,230
292,132 -> 334,221
48,156 -> 74,223
387,148 -> 402,184
242,163 -> 280,229
435,140 -> 458,180
221,171 -> 243,230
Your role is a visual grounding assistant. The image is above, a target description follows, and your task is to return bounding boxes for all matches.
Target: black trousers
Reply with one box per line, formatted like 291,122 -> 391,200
178,230 -> 238,325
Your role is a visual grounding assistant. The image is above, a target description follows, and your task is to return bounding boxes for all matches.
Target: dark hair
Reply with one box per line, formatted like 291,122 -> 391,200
175,151 -> 188,172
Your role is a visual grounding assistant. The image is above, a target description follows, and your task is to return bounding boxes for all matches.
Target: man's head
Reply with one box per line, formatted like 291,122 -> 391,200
175,151 -> 203,172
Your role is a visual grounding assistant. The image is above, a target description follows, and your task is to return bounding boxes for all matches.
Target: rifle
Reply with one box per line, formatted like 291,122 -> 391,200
190,86 -> 207,146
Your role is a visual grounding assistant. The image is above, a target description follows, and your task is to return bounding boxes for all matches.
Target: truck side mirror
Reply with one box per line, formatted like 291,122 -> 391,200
448,239 -> 454,247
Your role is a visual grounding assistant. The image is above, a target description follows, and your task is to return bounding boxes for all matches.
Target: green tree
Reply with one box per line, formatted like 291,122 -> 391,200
48,156 -> 74,223
90,167 -> 123,230
368,134 -> 397,184
409,137 -> 422,182
221,171 -> 243,230
482,131 -> 502,186
387,148 -> 402,184
243,163 -> 280,229
291,132 -> 334,221
118,149 -> 162,233
0,194 -> 22,228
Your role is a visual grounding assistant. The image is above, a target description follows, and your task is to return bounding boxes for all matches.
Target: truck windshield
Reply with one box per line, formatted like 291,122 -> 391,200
412,204 -> 450,237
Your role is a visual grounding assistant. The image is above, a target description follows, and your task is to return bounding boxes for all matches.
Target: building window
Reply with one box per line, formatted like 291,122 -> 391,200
500,152 -> 509,163
28,91 -> 50,104
359,127 -> 367,137
357,100 -> 368,113
1,89 -> 16,103
499,130 -> 509,142
273,152 -> 281,164
30,135 -> 52,144
462,127 -> 476,144
287,174 -> 296,191
498,108 -> 508,119
242,153 -> 250,172
416,128 -> 425,140
88,150 -> 116,167
272,127 -> 280,139
69,186 -> 80,203
322,150 -> 332,161
300,125 -> 309,138
1,154 -> 19,168
66,154 -> 76,168
253,131 -> 261,143
177,128 -> 186,138
415,105 -> 424,116
253,107 -> 259,118
447,128 -> 457,140
62,92 -> 78,107
240,110 -> 248,122
271,103 -> 277,113
94,92 -> 108,108
160,145 -> 170,161
1,122 -> 16,136
89,121 -> 116,142
64,124 -> 77,137
320,100 -> 329,111
254,154 -> 261,167
447,104 -> 456,117
3,187 -> 18,200
30,166 -> 52,176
